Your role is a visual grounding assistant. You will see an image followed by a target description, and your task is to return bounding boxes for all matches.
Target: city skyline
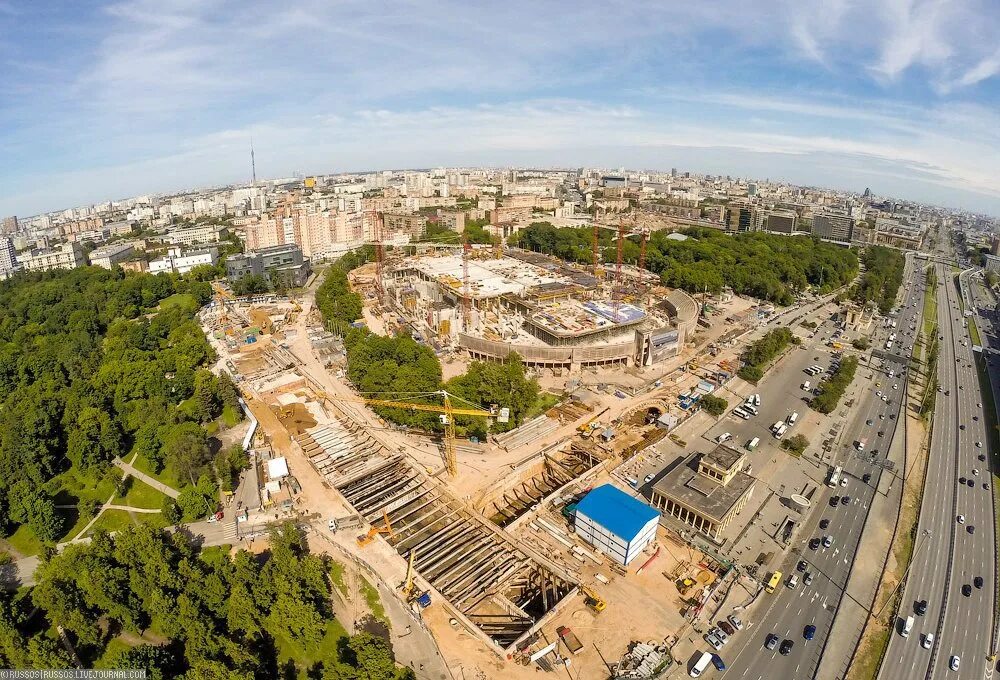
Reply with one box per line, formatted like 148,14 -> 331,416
2,0 -> 1000,217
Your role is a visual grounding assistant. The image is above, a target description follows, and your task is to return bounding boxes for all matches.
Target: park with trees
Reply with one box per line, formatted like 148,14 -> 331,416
0,522 -> 413,679
510,222 -> 860,305
0,266 -> 244,555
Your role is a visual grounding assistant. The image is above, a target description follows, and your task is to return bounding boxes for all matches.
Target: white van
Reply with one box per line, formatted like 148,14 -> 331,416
690,651 -> 713,678
747,437 -> 760,451
753,393 -> 761,406
901,615 -> 914,638
787,412 -> 799,426
802,380 -> 811,391
786,573 -> 799,589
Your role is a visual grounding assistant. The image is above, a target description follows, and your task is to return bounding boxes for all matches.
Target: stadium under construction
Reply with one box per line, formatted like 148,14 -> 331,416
379,249 -> 699,370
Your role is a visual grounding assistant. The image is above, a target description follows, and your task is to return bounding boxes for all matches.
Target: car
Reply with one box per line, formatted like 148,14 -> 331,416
960,425 -> 965,430
967,479 -> 975,488
866,419 -> 874,426
704,633 -> 723,651
804,625 -> 816,640
959,477 -> 967,485
878,430 -> 885,437
727,615 -> 744,631
977,403 -> 982,408
862,473 -> 872,483
719,621 -> 736,636
882,395 -> 888,402
829,496 -> 839,508
797,559 -> 807,572
893,384 -> 898,390
765,633 -> 779,650
876,390 -> 882,397
711,654 -> 726,671
973,415 -> 979,421
949,655 -> 960,672
967,525 -> 975,534
819,518 -> 830,529
973,468 -> 979,476
804,571 -> 814,586
779,639 -> 794,655
922,633 -> 934,649
975,576 -> 984,589
984,482 -> 990,490
915,599 -> 928,616
962,584 -> 972,597
839,478 -> 848,488
842,495 -> 851,504
957,514 -> 965,524
889,413 -> 896,420
710,627 -> 728,643
822,535 -> 833,548
809,538 -> 821,550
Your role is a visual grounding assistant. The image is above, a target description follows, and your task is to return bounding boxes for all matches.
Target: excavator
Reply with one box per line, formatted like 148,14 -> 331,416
356,509 -> 393,547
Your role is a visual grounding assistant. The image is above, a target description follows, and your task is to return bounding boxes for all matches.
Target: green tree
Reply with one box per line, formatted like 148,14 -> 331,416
232,274 -> 269,296
700,394 -> 728,416
159,422 -> 211,484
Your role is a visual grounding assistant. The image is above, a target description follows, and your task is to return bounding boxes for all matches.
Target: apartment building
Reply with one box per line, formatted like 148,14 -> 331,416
149,246 -> 218,275
225,244 -> 310,287
811,212 -> 855,243
167,224 -> 229,246
18,242 -> 85,272
89,242 -> 135,269
0,236 -> 17,275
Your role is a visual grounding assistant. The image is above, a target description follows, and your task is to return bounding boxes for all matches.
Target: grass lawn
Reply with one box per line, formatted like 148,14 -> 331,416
221,404 -> 242,428
969,317 -> 982,346
5,525 -> 44,557
120,478 -> 167,509
131,454 -> 184,492
922,277 -> 938,340
972,352 -> 1000,577
329,561 -> 348,596
847,627 -> 890,680
359,576 -> 389,628
85,509 -> 137,537
523,392 -> 563,421
272,618 -> 348,678
48,466 -> 117,506
157,293 -> 199,313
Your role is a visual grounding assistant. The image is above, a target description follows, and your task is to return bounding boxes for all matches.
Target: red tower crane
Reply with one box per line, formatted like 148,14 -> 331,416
638,227 -> 649,273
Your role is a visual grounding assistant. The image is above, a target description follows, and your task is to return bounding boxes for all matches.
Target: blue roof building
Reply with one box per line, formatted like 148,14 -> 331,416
574,484 -> 659,565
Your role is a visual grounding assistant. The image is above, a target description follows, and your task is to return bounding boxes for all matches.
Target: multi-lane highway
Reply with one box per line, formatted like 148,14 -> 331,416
882,255 -> 996,678
720,259 -> 924,680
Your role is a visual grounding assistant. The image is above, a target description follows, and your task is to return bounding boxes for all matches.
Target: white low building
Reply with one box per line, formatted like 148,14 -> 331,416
149,245 -> 218,274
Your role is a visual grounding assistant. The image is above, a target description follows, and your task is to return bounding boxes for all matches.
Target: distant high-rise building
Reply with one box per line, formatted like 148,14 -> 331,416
747,183 -> 757,197
812,213 -> 855,243
671,168 -> 677,178
725,202 -> 757,232
0,236 -> 17,274
991,235 -> 1000,256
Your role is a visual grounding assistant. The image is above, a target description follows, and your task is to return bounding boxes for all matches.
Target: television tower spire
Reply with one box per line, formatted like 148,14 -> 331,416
250,138 -> 257,186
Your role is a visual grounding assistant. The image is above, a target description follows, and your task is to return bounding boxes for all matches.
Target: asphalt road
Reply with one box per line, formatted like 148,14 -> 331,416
715,262 -> 924,680
881,258 -> 996,679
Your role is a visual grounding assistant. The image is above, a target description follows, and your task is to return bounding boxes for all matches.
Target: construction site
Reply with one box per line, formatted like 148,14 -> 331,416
193,222 -> 772,678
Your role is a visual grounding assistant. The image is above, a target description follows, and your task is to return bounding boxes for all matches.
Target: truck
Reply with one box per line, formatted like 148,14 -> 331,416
826,465 -> 842,488
557,626 -> 583,654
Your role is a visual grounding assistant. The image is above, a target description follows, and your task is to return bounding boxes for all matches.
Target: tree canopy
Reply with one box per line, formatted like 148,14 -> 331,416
0,266 -> 231,542
510,222 -> 859,305
2,523 -> 413,678
854,246 -> 904,313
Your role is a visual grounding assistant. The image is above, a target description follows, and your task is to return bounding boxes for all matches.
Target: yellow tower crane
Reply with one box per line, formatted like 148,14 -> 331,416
317,389 -> 495,477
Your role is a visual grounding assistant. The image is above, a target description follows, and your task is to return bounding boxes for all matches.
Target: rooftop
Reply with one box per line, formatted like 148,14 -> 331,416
652,452 -> 756,522
702,443 -> 745,473
576,484 -> 659,541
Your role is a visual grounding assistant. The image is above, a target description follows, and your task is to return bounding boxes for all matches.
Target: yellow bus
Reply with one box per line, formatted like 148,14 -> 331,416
765,571 -> 782,594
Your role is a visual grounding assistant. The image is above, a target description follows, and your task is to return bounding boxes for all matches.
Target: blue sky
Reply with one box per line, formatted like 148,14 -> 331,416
2,0 -> 1000,216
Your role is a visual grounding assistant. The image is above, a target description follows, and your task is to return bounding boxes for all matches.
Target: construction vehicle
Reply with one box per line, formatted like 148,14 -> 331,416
319,389 -> 494,477
356,509 -> 393,547
399,550 -> 432,608
581,586 -> 606,613
557,626 -> 583,655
